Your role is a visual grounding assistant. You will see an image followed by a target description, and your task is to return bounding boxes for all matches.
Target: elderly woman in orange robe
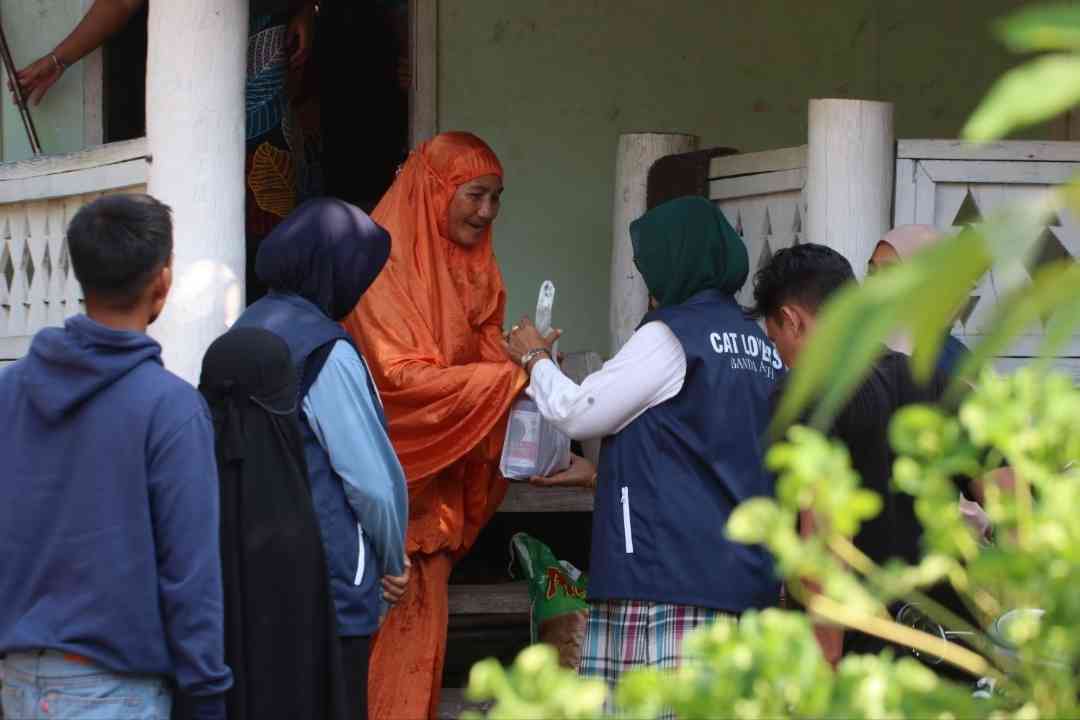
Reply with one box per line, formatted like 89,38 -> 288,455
343,132 -> 526,720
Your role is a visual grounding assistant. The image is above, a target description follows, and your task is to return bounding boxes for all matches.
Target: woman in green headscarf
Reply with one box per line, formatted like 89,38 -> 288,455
507,196 -> 786,691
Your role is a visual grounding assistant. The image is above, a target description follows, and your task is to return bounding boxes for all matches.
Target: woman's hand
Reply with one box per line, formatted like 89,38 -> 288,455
11,55 -> 64,107
530,453 -> 597,489
505,317 -> 560,370
381,556 -> 411,605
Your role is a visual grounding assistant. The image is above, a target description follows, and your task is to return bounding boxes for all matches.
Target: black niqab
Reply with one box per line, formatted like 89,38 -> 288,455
177,327 -> 347,720
255,197 -> 391,321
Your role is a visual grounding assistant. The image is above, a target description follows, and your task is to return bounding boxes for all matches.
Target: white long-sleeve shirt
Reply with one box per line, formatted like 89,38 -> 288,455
525,321 -> 686,440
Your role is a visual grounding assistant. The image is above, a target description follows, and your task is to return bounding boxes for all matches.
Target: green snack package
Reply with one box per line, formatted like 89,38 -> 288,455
509,532 -> 590,669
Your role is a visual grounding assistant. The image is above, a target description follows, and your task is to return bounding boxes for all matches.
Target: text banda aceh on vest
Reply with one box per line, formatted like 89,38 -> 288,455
709,331 -> 783,380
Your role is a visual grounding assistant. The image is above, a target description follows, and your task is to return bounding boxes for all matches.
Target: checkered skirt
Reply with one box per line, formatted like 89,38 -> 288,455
578,599 -> 726,689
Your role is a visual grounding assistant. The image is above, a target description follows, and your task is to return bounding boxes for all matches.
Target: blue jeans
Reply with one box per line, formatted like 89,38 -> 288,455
0,651 -> 171,720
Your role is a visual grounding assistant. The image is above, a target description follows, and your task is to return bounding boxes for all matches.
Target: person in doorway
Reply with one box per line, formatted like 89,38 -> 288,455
0,194 -> 231,720
752,243 -> 979,676
506,196 -> 784,695
234,198 -> 409,720
343,132 -> 527,720
869,224 -> 970,378
188,327 -> 348,720
12,0 -> 317,303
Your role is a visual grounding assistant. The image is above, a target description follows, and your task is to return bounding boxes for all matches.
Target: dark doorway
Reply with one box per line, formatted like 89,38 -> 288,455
100,2 -> 412,293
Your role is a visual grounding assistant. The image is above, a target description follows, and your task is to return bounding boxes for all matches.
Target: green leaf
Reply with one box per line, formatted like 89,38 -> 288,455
997,3 -> 1080,52
963,54 -> 1080,142
726,498 -> 782,544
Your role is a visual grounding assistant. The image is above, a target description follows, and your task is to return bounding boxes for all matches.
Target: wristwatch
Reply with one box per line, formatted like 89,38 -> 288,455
520,347 -> 550,371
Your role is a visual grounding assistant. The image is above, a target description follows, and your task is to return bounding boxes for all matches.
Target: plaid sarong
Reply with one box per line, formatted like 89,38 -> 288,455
578,599 -> 726,689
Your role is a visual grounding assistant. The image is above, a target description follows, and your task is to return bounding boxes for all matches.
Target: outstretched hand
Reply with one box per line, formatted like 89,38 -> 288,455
504,316 -> 561,368
530,453 -> 597,489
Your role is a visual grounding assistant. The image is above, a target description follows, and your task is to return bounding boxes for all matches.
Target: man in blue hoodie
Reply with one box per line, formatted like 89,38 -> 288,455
0,194 -> 232,720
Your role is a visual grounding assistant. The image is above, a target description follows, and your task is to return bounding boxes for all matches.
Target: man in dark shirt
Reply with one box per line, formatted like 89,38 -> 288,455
751,243 -> 976,675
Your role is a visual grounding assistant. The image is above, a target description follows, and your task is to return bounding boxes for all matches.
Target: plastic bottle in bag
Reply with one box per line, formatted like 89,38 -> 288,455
499,280 -> 572,481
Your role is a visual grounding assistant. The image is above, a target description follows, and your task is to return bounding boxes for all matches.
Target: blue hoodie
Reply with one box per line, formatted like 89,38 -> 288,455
0,315 -> 232,719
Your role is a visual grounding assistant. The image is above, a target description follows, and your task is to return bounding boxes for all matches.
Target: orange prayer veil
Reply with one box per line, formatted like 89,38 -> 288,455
344,132 -> 525,484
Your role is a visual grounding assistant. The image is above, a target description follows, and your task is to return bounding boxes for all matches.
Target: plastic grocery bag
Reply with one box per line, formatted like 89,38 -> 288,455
500,280 -> 571,481
510,532 -> 590,669
500,398 -> 572,480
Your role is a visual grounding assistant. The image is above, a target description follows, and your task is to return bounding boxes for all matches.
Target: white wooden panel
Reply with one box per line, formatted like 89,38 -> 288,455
708,168 -> 805,201
0,336 -> 30,361
915,163 -> 937,231
0,139 -> 148,181
898,140 -> 1080,163
0,159 -> 149,204
0,183 -> 147,361
907,152 -> 1080,361
716,186 -> 805,306
893,158 -> 917,226
708,145 -> 806,179
994,357 -> 1080,384
920,160 -> 1080,186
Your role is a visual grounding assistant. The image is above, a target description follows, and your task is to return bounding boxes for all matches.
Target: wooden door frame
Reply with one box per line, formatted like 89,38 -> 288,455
409,0 -> 437,147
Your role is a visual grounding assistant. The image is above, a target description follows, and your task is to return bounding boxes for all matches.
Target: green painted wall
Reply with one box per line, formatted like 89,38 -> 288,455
1,0 -> 88,161
438,0 -> 1052,355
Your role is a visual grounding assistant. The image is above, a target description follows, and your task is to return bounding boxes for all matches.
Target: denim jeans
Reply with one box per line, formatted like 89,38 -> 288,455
0,651 -> 170,720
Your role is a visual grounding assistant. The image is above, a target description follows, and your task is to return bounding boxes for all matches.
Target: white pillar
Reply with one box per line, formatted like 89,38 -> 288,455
146,2 -> 248,384
806,99 -> 895,278
609,132 -> 699,354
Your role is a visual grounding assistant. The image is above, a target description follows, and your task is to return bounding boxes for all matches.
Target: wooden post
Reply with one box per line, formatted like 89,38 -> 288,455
610,132 -> 698,354
145,2 -> 248,384
806,99 -> 894,277
409,0 -> 438,147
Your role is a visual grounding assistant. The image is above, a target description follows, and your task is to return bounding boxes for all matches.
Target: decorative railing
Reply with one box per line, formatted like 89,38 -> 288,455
0,138 -> 148,362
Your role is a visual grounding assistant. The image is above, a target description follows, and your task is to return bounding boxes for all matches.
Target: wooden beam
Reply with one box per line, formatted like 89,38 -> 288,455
0,138 -> 148,182
448,581 -> 530,615
708,145 -> 807,180
807,99 -> 894,278
898,140 -> 1080,163
82,0 -> 104,148
145,1 -> 247,384
0,163 -> 146,204
499,483 -> 594,513
708,168 -> 806,202
918,159 -> 1080,185
409,0 -> 438,146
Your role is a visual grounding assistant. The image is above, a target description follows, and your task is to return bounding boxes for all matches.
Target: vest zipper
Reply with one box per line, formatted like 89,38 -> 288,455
621,486 -> 634,554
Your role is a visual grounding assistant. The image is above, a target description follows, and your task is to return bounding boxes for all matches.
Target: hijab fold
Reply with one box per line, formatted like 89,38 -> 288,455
630,196 -> 749,308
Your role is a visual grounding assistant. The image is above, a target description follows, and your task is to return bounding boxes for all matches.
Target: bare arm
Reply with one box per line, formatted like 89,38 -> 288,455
14,0 -> 145,106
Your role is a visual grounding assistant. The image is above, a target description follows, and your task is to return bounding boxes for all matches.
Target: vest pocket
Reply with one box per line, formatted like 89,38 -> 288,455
354,522 -> 366,586
620,486 -> 634,554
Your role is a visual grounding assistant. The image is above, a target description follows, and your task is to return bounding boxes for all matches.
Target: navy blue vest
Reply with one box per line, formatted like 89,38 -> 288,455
236,292 -> 382,637
588,290 -> 783,612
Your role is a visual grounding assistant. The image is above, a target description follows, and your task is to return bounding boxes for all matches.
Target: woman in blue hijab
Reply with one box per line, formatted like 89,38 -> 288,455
234,198 -> 409,720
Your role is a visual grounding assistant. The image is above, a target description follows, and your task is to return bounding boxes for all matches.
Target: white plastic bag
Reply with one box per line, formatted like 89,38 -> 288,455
500,281 -> 572,481
500,397 -> 572,480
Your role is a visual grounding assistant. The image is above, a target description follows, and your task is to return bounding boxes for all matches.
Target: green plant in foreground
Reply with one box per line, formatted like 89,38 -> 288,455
468,370 -> 1078,719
